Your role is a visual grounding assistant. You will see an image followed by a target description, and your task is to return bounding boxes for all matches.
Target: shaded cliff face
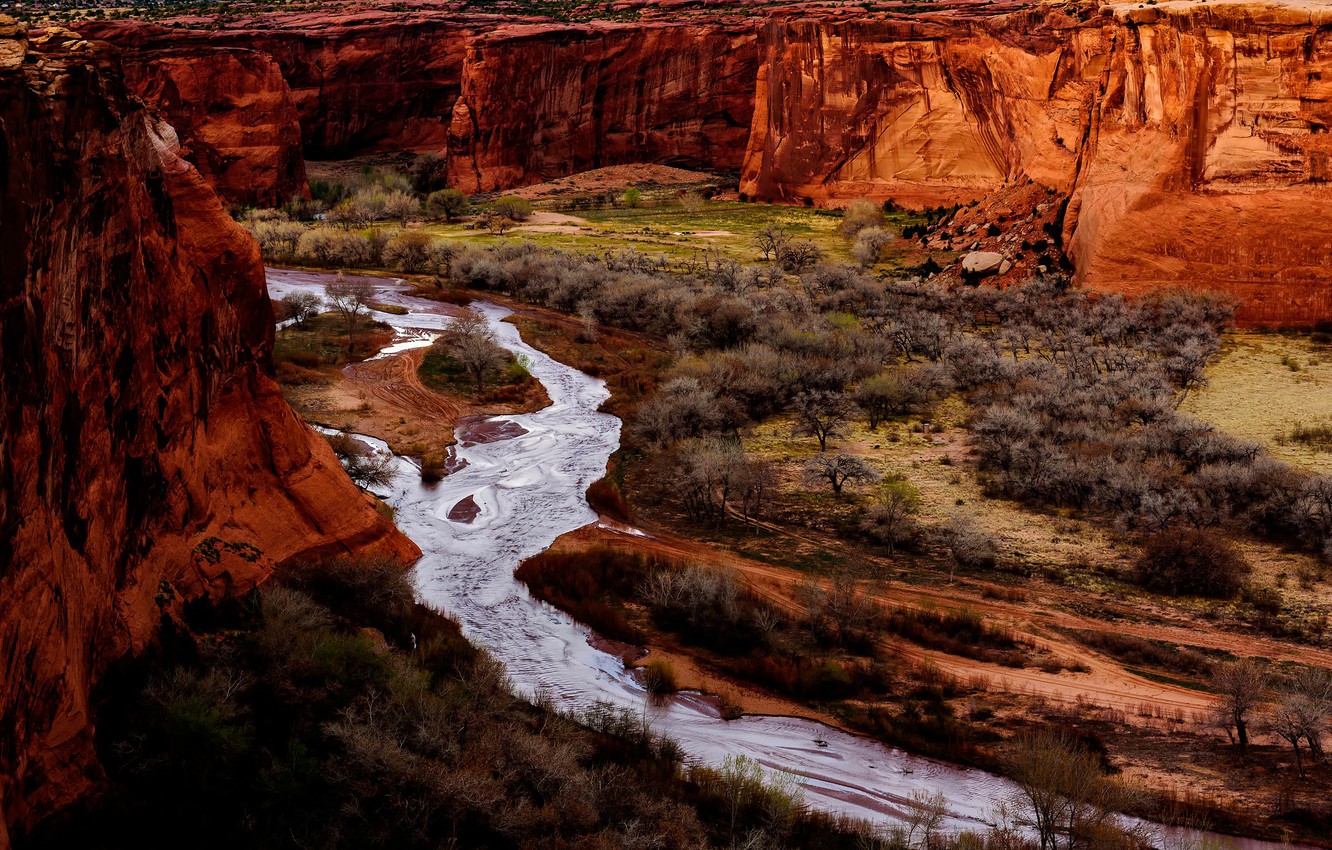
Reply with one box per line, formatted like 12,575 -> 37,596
447,20 -> 759,192
85,16 -> 478,161
1067,4 -> 1332,326
0,24 -> 418,846
118,46 -> 307,207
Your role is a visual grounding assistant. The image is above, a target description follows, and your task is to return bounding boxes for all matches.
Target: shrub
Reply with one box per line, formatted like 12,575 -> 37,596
838,199 -> 885,237
643,658 -> 678,694
490,195 -> 533,221
1135,529 -> 1251,598
426,188 -> 469,221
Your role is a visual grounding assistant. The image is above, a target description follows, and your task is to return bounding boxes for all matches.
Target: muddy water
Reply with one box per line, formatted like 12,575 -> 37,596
266,268 -> 1310,850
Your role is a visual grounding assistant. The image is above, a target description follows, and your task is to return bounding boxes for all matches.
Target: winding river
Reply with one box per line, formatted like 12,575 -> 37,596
267,268 -> 1310,850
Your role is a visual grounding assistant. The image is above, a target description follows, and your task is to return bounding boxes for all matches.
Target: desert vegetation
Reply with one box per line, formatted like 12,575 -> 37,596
29,557 -> 950,850
244,170 -> 1332,842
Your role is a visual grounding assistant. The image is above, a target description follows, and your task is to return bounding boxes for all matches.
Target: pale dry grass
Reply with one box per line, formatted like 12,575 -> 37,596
1184,332 -> 1332,473
741,396 -> 1130,580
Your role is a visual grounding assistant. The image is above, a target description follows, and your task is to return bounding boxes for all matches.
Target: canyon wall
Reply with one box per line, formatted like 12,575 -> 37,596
737,12 -> 1106,205
1066,4 -> 1332,326
446,20 -> 759,192
0,22 -> 418,846
83,3 -> 1332,322
117,46 -> 308,207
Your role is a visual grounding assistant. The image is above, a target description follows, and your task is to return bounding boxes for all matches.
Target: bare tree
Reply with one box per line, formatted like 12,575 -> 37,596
943,510 -> 997,580
440,309 -> 508,394
804,453 -> 877,495
1266,667 -> 1332,775
792,390 -> 854,451
279,290 -> 322,330
754,225 -> 790,263
905,789 -> 948,850
326,432 -> 396,490
323,272 -> 377,351
1006,729 -> 1130,850
1211,659 -> 1267,752
735,456 -> 777,527
777,240 -> 821,273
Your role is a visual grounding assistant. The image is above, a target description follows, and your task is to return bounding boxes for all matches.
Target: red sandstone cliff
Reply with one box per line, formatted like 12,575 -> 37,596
118,46 -> 308,207
1066,3 -> 1332,326
446,19 -> 759,192
0,21 -> 418,846
82,2 -> 1332,323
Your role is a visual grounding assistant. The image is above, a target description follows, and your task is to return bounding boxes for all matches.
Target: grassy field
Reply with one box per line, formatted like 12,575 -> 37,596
1184,332 -> 1332,473
415,198 -> 935,271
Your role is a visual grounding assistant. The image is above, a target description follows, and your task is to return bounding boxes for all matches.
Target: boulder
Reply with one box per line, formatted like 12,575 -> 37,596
962,251 -> 1006,276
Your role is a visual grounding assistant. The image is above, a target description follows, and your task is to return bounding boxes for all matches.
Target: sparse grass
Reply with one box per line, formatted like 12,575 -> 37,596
273,312 -> 394,382
1184,332 -> 1332,473
412,199 -> 932,271
736,403 -> 1128,580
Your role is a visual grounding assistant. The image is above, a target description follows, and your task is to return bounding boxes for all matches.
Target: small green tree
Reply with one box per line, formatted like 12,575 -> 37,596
623,187 -> 642,208
426,188 -> 469,221
490,196 -> 533,222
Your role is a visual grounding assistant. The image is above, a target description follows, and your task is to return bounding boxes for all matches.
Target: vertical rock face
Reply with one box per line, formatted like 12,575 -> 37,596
78,4 -> 1332,322
85,16 -> 478,162
1067,5 -> 1332,326
738,14 -> 1106,206
118,46 -> 307,207
0,25 -> 418,846
446,21 -> 759,192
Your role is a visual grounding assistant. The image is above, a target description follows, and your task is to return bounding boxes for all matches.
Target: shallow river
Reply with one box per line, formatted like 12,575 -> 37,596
267,268 -> 1310,850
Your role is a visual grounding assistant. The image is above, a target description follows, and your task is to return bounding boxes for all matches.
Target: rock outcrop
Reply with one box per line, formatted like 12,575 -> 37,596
77,2 -> 1332,322
118,46 -> 308,207
0,22 -> 418,846
739,12 -> 1105,206
447,20 -> 759,192
1066,3 -> 1332,326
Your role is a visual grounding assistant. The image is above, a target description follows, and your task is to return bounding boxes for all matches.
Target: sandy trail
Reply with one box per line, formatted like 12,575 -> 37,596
565,521 -> 1332,723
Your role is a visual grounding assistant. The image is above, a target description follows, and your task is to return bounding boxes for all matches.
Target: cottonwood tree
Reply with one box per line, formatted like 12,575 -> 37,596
426,188 -> 470,221
440,309 -> 508,393
384,191 -> 419,227
383,231 -> 435,273
838,199 -> 885,238
1007,729 -> 1131,850
490,196 -> 533,221
672,438 -> 769,527
854,366 -> 947,430
804,453 -> 877,495
859,477 -> 921,554
852,226 -> 894,267
323,272 -> 377,351
791,390 -> 855,451
279,290 -> 321,330
1211,659 -> 1267,752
